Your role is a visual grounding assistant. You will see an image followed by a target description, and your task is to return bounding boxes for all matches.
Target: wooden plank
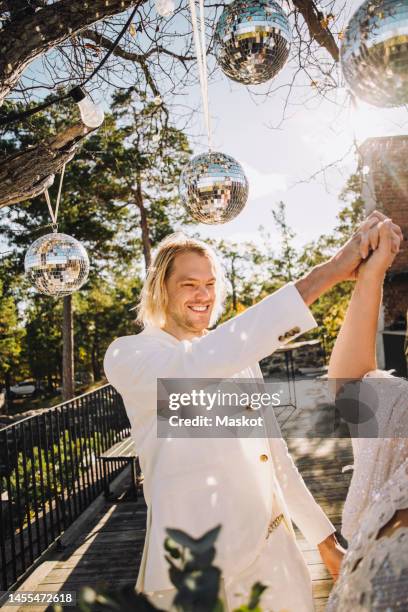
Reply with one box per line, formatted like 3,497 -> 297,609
312,578 -> 334,599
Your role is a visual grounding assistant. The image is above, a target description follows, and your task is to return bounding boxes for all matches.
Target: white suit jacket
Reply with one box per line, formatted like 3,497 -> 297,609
103,282 -> 335,592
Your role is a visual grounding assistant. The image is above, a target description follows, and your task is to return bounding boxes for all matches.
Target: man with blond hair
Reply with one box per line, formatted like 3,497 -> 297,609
104,211 -> 402,610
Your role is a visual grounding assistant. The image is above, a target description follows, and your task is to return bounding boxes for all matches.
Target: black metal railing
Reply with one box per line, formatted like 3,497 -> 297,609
0,384 -> 131,591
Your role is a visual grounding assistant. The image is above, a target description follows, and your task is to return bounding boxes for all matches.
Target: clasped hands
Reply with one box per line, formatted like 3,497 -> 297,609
329,210 -> 403,283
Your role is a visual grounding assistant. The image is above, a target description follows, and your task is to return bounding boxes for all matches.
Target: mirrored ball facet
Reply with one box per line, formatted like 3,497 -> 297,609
24,232 -> 90,297
214,0 -> 291,85
179,152 -> 249,224
341,0 -> 408,107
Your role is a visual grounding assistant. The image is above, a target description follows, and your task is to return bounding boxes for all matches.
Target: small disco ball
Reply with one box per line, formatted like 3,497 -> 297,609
24,232 -> 89,297
341,0 -> 408,107
214,0 -> 291,85
179,152 -> 249,224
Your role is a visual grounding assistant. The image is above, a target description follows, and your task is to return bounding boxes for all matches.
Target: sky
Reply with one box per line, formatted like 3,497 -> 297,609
5,0 -> 408,257
162,0 -> 408,251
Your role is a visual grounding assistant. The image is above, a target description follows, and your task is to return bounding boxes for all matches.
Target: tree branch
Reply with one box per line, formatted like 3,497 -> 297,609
80,28 -> 195,64
80,28 -> 160,96
0,0 -> 144,104
0,123 -> 93,207
292,0 -> 339,62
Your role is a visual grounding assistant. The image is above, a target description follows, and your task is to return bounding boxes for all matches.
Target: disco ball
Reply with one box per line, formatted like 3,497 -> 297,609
179,152 -> 249,224
341,0 -> 408,107
214,0 -> 291,85
24,232 -> 89,297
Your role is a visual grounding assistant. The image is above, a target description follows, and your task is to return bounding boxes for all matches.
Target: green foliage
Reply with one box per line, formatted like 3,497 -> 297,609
271,201 -> 297,283
1,88 -> 366,390
165,525 -> 222,611
2,431 -> 101,528
233,582 -> 268,612
299,174 -> 365,352
0,94 -> 192,389
67,526 -> 269,612
210,183 -> 365,355
0,279 -> 25,380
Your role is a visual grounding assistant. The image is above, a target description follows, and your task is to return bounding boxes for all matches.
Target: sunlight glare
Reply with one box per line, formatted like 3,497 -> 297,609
348,100 -> 408,144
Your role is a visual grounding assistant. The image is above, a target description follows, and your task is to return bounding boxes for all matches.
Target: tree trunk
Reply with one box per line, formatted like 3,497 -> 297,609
230,257 -> 237,312
0,123 -> 92,208
3,370 -> 11,415
136,179 -> 152,272
62,295 -> 74,401
91,333 -> 101,382
47,370 -> 53,392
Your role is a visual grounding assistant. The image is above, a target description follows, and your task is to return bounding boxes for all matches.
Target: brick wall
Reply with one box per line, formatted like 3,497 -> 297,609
360,136 -> 408,375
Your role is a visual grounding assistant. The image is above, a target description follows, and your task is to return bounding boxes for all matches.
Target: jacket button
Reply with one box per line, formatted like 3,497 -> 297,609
260,454 -> 269,462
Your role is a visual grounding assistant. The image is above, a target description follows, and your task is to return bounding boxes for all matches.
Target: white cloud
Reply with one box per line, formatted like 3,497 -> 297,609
239,162 -> 287,201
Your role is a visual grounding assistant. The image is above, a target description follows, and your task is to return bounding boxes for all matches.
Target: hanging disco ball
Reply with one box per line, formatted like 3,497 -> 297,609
341,0 -> 408,107
214,0 -> 291,85
24,232 -> 89,297
179,152 -> 249,224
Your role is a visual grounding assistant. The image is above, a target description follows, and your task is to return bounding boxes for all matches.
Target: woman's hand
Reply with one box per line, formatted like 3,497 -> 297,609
357,219 -> 402,281
328,218 -> 402,382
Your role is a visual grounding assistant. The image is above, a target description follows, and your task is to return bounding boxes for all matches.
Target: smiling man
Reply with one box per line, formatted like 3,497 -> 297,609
103,212 -> 402,611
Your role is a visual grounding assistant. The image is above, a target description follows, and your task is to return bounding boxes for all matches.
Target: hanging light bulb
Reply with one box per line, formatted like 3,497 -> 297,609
70,86 -> 104,128
155,0 -> 175,18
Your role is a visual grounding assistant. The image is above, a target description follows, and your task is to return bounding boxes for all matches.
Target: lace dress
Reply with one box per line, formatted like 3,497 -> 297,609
327,461 -> 408,611
327,370 -> 408,611
341,370 -> 408,542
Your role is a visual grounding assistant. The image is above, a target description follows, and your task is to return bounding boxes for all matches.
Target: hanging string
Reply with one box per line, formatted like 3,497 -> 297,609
188,0 -> 212,150
198,0 -> 211,142
44,163 -> 67,232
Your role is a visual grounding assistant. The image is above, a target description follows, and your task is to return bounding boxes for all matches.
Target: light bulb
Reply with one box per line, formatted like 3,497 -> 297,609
155,0 -> 175,18
70,86 -> 104,128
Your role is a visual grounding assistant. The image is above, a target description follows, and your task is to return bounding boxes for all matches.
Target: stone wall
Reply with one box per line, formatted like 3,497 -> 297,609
360,136 -> 408,375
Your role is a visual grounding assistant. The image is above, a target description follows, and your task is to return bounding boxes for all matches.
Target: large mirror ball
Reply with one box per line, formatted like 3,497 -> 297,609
341,0 -> 408,107
24,232 -> 90,297
179,152 -> 249,224
214,0 -> 292,85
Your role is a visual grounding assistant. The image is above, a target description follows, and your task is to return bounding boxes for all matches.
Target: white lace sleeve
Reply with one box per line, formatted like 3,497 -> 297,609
328,462 -> 408,612
363,368 -> 396,378
341,371 -> 408,541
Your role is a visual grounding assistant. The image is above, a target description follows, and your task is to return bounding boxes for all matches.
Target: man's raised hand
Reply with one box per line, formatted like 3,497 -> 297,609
295,211 -> 403,307
358,212 -> 402,260
329,210 -> 403,282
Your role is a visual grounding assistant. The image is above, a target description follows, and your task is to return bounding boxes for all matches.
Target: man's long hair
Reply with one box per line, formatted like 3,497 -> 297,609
136,232 -> 227,328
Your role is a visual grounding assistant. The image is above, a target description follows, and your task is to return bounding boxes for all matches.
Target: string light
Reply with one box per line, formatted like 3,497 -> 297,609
70,86 -> 104,128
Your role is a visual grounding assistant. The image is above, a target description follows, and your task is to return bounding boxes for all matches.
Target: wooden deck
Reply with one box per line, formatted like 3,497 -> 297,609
3,384 -> 353,612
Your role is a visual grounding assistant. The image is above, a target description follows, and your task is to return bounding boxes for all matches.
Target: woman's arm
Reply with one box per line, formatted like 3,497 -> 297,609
328,220 -> 401,382
327,274 -> 383,380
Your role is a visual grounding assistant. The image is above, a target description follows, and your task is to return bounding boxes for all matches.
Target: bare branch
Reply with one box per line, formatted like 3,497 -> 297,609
80,28 -> 195,64
292,0 -> 339,61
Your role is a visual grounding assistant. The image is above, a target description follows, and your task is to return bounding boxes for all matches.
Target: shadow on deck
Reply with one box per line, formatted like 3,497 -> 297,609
3,381 -> 353,612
